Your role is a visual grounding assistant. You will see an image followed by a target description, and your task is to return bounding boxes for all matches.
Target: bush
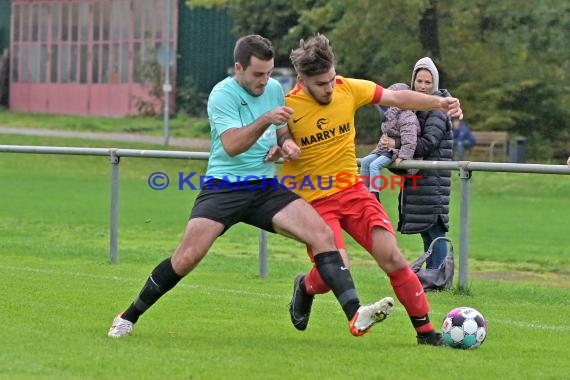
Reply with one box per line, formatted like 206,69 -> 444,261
176,77 -> 208,118
134,59 -> 164,117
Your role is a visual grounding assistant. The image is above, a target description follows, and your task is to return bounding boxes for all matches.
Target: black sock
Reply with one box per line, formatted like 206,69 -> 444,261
122,258 -> 182,323
410,314 -> 431,329
314,251 -> 360,320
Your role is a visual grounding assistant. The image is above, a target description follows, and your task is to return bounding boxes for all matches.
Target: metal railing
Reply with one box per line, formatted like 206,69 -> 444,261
393,159 -> 569,289
1,144 -> 569,289
0,145 -> 208,264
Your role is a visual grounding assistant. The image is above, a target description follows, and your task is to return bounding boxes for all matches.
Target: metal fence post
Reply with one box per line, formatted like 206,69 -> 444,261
162,0 -> 173,146
259,229 -> 268,277
458,166 -> 472,290
110,149 -> 120,264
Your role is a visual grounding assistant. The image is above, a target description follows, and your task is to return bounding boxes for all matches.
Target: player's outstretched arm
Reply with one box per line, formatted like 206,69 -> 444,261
379,89 -> 463,119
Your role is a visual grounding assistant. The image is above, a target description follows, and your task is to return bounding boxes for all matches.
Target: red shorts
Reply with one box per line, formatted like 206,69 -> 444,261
308,183 -> 395,257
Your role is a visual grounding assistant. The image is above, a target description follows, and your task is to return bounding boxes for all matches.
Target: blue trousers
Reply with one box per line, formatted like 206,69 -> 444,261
421,221 -> 448,269
360,152 -> 393,192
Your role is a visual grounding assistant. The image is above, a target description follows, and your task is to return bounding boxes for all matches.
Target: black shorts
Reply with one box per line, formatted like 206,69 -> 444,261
190,179 -> 300,234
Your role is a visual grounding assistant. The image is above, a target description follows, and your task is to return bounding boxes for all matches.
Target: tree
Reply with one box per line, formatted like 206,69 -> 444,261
185,0 -> 570,160
442,0 -> 570,159
418,0 -> 441,59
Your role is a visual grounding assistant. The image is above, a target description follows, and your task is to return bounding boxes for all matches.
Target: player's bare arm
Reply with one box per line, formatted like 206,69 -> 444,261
221,106 -> 294,157
277,127 -> 301,161
264,145 -> 283,162
379,89 -> 463,119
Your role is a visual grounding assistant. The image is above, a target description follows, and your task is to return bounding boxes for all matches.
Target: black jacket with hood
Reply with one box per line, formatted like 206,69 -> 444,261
396,57 -> 453,234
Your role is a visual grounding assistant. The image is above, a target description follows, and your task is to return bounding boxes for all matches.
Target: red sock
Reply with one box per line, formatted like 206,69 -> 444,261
388,266 -> 434,333
304,265 -> 331,295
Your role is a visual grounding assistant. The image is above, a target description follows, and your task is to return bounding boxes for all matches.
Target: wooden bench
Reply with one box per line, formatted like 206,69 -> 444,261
466,131 -> 509,161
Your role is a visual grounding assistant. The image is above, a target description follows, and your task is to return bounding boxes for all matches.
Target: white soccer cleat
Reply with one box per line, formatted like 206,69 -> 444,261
108,313 -> 133,338
348,297 -> 394,336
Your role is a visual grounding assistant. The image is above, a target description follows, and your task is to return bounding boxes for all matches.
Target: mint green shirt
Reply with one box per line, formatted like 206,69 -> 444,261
206,76 -> 285,182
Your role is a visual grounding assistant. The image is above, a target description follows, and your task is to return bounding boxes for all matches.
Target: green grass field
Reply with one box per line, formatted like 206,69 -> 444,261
0,109 -> 211,139
1,134 -> 570,379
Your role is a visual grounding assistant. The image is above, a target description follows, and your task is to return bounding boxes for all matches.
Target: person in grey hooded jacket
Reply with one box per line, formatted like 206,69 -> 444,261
381,57 -> 453,272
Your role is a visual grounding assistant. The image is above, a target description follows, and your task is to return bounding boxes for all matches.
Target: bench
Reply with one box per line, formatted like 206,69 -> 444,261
466,131 -> 509,161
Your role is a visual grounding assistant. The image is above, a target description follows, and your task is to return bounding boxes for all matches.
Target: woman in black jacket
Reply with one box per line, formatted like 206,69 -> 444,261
382,57 -> 453,271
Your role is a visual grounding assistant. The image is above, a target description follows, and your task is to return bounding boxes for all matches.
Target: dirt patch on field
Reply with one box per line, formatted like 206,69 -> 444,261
471,270 -> 570,288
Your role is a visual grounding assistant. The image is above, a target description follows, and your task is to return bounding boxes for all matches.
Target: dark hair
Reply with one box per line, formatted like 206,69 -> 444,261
289,34 -> 335,76
233,35 -> 275,70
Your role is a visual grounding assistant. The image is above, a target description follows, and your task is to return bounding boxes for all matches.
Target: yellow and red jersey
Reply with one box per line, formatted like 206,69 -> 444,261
281,76 -> 383,202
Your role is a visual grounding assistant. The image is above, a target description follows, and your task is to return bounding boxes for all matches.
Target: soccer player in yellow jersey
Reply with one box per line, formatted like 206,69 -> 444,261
279,34 -> 463,346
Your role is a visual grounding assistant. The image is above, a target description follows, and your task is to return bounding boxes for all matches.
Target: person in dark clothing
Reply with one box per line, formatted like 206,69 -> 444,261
380,57 -> 455,274
452,119 -> 476,160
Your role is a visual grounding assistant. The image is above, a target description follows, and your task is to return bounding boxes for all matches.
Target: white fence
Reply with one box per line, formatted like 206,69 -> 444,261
2,144 -> 569,289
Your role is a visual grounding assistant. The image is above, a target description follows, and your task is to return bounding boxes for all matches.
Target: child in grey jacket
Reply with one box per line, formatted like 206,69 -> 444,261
360,83 -> 421,201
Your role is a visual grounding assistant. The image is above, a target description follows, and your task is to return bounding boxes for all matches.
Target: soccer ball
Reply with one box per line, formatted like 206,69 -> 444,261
441,307 -> 487,349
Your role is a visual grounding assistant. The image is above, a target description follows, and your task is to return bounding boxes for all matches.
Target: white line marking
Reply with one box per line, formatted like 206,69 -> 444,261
490,319 -> 570,332
3,265 -> 570,332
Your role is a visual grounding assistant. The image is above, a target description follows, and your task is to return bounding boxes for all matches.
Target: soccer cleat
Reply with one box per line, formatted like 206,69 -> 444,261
417,330 -> 445,346
108,313 -> 133,338
289,274 -> 314,331
348,297 -> 394,336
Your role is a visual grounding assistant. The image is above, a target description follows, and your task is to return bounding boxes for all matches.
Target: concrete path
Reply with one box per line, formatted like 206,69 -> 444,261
0,125 -> 210,150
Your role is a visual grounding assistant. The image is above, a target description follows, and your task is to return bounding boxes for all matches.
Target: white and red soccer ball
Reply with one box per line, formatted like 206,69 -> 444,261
441,307 -> 487,349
